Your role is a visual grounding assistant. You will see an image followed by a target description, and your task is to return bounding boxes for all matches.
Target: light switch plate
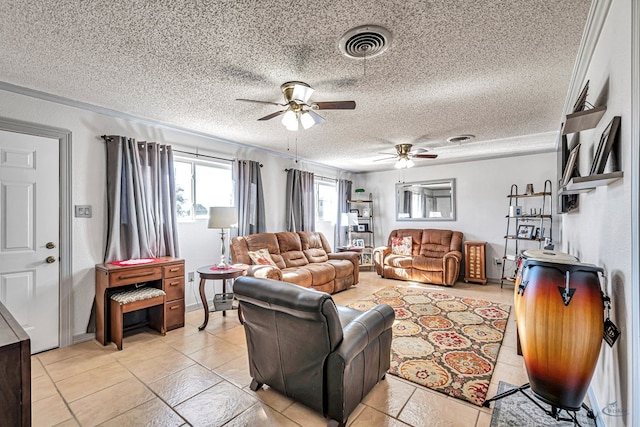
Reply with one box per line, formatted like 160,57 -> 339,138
75,205 -> 92,218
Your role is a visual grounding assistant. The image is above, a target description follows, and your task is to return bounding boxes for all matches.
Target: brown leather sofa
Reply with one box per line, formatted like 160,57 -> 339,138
231,231 -> 359,294
373,229 -> 463,286
234,276 -> 395,427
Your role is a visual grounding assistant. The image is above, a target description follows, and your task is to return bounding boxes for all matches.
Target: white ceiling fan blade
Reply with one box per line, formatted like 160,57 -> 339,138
292,84 -> 314,103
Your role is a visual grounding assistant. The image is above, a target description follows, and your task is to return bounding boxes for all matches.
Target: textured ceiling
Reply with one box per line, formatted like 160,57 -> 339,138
0,1 -> 592,172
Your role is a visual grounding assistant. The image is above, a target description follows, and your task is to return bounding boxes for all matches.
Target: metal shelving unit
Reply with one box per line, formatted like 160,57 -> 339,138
500,180 -> 553,287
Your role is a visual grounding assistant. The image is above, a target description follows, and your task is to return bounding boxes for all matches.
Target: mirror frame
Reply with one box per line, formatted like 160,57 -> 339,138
395,178 -> 456,221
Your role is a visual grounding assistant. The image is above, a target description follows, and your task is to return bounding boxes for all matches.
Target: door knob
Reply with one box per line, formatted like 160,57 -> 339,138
46,242 -> 56,249
46,256 -> 56,264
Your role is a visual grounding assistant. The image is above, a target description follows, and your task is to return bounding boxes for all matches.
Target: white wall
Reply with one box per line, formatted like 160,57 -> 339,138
356,151 -> 559,281
561,1 -> 633,425
0,89 -> 352,339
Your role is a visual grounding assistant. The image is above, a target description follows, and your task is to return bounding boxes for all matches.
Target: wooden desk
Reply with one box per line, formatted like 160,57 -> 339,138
95,257 -> 185,346
197,266 -> 242,330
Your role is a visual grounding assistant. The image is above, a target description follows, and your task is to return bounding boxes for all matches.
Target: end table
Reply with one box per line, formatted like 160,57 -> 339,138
197,266 -> 243,330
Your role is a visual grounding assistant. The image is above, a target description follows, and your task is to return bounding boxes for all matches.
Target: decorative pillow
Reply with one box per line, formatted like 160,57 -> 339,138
247,248 -> 278,267
391,236 -> 412,256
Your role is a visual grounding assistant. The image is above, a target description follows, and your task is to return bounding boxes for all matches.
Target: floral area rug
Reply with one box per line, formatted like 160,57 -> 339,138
348,285 -> 511,406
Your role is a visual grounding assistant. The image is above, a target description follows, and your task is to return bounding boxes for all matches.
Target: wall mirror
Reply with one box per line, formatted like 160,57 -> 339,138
396,179 -> 456,221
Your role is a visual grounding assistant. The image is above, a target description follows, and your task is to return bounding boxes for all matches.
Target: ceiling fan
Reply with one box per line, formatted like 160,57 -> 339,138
376,143 -> 438,169
236,81 -> 356,131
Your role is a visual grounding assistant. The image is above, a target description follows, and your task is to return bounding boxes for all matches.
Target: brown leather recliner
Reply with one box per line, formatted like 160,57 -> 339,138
233,276 -> 395,427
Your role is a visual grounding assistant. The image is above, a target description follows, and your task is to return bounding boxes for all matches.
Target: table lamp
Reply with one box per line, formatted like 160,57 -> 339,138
340,212 -> 359,246
208,207 -> 238,269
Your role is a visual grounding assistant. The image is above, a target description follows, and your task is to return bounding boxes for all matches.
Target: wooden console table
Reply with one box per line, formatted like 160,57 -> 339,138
95,257 -> 185,346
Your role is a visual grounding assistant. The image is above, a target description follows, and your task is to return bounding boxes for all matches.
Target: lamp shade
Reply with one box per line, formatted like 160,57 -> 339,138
341,212 -> 359,227
208,207 -> 237,229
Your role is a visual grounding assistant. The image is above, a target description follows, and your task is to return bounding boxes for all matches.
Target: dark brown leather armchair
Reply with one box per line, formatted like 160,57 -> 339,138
233,276 -> 395,427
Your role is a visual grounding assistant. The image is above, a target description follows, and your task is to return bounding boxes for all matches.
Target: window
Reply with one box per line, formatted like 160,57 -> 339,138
315,179 -> 338,246
174,158 -> 233,220
316,180 -> 338,223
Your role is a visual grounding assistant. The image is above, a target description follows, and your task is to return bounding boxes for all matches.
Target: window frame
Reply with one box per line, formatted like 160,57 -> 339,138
174,156 -> 233,222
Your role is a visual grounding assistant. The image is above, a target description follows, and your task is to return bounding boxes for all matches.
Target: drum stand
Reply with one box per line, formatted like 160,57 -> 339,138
483,383 -> 596,426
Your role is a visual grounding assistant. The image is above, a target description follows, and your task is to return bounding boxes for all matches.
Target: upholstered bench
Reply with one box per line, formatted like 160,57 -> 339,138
109,287 -> 166,350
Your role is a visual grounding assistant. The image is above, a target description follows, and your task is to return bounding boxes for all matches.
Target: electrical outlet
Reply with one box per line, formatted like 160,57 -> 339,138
188,272 -> 195,282
494,257 -> 502,266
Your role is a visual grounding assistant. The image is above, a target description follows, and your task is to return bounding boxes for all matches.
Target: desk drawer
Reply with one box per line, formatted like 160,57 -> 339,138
163,264 -> 184,279
109,267 -> 162,287
165,299 -> 184,330
163,277 -> 184,301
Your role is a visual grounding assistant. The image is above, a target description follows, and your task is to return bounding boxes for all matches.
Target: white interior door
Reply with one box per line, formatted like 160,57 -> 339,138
0,130 -> 59,354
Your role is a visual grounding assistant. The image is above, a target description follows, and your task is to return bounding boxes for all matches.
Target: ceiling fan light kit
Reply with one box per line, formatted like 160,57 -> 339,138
237,81 -> 355,131
395,157 -> 414,169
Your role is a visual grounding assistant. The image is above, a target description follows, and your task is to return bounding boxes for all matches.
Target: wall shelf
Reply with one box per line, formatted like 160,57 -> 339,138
562,105 -> 607,135
507,191 -> 552,199
559,171 -> 623,195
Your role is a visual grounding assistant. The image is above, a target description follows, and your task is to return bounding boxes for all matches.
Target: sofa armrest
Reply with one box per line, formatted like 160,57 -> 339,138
442,251 -> 462,286
245,265 -> 283,280
329,251 -> 360,284
373,246 -> 391,276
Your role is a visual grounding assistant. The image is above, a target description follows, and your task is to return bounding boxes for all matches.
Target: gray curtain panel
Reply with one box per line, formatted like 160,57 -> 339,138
104,136 -> 180,262
335,179 -> 352,247
233,159 -> 266,237
285,169 -> 315,232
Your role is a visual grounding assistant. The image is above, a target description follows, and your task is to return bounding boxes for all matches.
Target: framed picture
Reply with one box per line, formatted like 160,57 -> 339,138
354,239 -> 365,248
349,208 -> 359,216
534,227 -> 541,240
517,225 -> 535,239
572,80 -> 589,113
357,224 -> 366,232
560,143 -> 580,187
360,251 -> 372,266
590,116 -> 621,175
362,207 -> 371,218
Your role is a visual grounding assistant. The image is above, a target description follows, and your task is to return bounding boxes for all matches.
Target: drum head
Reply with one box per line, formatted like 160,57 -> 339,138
522,249 -> 579,263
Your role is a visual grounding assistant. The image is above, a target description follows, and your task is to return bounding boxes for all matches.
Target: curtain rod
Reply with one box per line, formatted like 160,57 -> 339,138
284,168 -> 336,182
173,149 -> 233,163
100,136 -> 262,166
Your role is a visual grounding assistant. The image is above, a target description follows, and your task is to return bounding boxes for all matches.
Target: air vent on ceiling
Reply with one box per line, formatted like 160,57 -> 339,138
339,25 -> 391,59
446,135 -> 475,144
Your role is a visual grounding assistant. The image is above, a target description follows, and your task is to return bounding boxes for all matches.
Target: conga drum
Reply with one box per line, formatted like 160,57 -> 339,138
516,257 -> 604,411
513,250 -> 579,330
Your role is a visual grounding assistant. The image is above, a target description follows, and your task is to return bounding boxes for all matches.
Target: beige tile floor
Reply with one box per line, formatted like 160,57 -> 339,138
31,272 -> 527,427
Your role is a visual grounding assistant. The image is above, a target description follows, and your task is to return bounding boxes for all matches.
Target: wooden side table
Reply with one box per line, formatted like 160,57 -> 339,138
197,266 -> 243,330
464,241 -> 487,285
